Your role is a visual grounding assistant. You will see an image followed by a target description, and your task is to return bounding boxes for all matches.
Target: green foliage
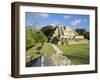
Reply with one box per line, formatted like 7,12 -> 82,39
26,27 -> 36,48
26,25 -> 47,49
83,32 -> 89,40
35,31 -> 48,43
26,43 -> 41,59
76,28 -> 89,40
76,29 -> 86,35
41,26 -> 56,41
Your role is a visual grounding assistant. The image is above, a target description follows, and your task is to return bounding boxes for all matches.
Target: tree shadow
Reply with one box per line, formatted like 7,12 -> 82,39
65,54 -> 89,64
26,44 -> 34,51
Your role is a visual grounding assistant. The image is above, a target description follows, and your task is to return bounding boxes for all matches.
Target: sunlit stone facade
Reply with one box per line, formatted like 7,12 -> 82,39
50,25 -> 84,44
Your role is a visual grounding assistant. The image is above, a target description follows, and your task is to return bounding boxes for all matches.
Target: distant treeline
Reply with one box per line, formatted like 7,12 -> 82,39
76,28 -> 89,40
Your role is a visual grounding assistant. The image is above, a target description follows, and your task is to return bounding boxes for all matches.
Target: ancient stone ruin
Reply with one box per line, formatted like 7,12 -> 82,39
50,24 -> 87,45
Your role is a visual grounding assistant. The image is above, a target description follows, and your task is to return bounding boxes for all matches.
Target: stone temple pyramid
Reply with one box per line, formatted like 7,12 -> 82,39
50,24 -> 86,45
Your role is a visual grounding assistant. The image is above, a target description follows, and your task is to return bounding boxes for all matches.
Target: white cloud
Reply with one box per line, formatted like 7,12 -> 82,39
63,15 -> 71,19
26,12 -> 49,18
71,18 -> 82,26
38,13 -> 49,18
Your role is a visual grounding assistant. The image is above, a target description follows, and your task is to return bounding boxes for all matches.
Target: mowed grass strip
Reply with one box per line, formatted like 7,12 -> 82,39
40,43 -> 55,56
56,44 -> 89,65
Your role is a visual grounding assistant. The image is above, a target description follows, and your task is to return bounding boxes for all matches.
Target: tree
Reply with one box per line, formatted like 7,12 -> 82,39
26,27 -> 36,48
76,29 -> 86,35
76,28 -> 89,40
26,25 -> 48,49
35,31 -> 48,43
83,32 -> 89,40
41,25 -> 56,41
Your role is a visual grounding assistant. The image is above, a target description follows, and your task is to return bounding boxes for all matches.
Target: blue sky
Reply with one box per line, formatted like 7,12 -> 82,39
25,12 -> 90,31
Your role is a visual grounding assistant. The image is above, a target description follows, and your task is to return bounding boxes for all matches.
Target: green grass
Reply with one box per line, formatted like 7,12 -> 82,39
40,43 -> 55,56
26,42 -> 55,61
26,43 -> 41,59
26,42 -> 89,65
56,44 -> 89,65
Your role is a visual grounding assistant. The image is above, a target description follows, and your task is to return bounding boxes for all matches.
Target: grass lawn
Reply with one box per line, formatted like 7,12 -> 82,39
56,44 -> 89,65
40,42 -> 55,56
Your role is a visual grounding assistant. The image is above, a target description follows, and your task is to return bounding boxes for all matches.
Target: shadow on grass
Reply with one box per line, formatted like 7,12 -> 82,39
65,54 -> 89,65
26,44 -> 34,51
